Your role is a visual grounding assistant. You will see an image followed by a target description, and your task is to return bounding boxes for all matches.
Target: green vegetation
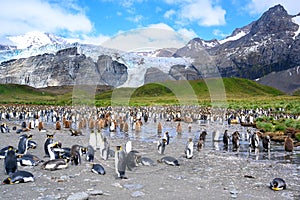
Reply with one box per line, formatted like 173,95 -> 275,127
255,116 -> 300,133
0,78 -> 299,115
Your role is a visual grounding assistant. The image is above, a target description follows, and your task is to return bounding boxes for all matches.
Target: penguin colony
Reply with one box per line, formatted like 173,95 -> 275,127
0,105 -> 297,187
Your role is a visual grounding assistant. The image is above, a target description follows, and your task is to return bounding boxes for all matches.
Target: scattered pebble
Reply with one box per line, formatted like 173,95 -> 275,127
131,191 -> 145,197
88,190 -> 104,196
123,183 -> 144,190
66,192 -> 89,200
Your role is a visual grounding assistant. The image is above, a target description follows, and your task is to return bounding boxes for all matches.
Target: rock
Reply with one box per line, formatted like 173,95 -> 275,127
88,190 -> 104,196
131,191 -> 145,197
66,192 -> 89,200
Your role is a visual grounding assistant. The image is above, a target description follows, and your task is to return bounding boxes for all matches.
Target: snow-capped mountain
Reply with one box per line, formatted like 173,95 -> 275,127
7,31 -> 69,49
0,4 -> 299,93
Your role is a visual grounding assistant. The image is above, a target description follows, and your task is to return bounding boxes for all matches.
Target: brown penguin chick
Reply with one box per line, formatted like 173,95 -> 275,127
188,124 -> 192,132
123,122 -> 129,133
284,134 -> 294,152
157,122 -> 162,134
232,131 -> 240,151
55,121 -> 61,130
64,120 -> 71,128
199,131 -> 207,141
197,140 -> 204,151
70,145 -> 82,165
176,122 -> 182,134
135,121 -> 141,132
89,118 -> 95,129
38,121 -> 44,131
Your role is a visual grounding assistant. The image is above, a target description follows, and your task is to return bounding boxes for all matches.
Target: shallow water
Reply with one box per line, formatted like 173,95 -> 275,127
99,118 -> 300,165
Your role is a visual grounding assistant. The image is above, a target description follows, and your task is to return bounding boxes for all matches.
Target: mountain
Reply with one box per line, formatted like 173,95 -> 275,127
0,4 -> 299,93
7,31 -> 69,49
173,4 -> 300,93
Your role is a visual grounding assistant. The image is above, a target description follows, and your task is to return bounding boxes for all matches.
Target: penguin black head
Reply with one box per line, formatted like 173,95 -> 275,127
116,146 -> 122,151
46,134 -> 54,138
8,146 -> 14,151
2,177 -> 11,185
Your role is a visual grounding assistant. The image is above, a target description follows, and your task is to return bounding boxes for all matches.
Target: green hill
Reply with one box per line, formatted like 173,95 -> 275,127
0,78 -> 299,113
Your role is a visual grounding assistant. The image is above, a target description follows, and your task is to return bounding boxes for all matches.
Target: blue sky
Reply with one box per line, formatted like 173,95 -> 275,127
0,0 -> 299,48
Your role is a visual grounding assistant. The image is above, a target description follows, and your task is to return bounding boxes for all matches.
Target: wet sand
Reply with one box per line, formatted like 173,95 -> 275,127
0,118 -> 299,200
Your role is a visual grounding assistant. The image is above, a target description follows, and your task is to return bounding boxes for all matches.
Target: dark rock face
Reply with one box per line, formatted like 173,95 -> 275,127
169,65 -> 200,80
97,55 -> 128,87
0,48 -> 127,87
144,67 -> 174,84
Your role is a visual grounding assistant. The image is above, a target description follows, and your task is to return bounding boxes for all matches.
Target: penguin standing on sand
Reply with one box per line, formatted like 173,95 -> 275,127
157,138 -> 167,154
18,134 -> 32,155
163,131 -> 170,145
223,130 -> 230,150
4,146 -> 18,175
232,131 -> 240,152
2,170 -> 34,184
44,134 -> 54,157
262,135 -> 271,151
125,141 -> 139,171
185,138 -> 194,159
86,145 -> 95,162
250,132 -> 260,153
70,145 -> 82,165
115,146 -> 127,179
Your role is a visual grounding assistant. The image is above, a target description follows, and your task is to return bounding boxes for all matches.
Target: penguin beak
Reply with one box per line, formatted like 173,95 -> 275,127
272,187 -> 282,191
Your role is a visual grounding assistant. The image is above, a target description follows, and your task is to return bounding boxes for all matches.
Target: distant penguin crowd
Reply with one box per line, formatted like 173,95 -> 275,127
0,104 -> 298,185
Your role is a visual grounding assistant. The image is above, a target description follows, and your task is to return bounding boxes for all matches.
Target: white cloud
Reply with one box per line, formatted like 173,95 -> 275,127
164,9 -> 176,19
67,34 -> 110,45
163,0 -> 226,26
213,29 -> 229,38
100,23 -> 190,51
246,0 -> 300,15
0,0 -> 93,36
126,15 -> 143,23
147,23 -> 175,31
178,28 -> 198,39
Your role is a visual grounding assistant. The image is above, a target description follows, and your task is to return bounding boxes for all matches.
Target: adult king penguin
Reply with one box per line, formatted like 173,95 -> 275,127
157,138 -> 167,154
44,134 -> 54,157
115,146 -> 127,179
2,171 -> 34,184
185,138 -> 194,159
18,134 -> 32,154
4,146 -> 18,175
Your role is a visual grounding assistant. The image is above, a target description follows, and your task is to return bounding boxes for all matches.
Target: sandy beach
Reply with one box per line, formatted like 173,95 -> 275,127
0,114 -> 299,200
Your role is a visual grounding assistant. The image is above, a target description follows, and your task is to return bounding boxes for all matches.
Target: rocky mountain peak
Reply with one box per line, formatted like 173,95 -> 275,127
250,4 -> 297,35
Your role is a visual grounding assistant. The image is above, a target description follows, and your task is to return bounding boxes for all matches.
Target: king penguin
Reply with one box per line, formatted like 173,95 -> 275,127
185,138 -> 194,159
91,163 -> 106,175
157,138 -> 167,154
44,134 -> 54,157
2,170 -> 34,184
115,146 -> 127,179
86,145 -> 95,162
4,146 -> 18,175
270,178 -> 286,191
17,134 -> 32,154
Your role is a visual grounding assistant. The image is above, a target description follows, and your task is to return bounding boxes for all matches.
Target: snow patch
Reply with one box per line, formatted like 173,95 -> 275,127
219,31 -> 247,44
7,31 -> 67,49
292,16 -> 300,39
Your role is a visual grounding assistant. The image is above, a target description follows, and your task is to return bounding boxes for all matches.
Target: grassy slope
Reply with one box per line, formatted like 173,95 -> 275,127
0,78 -> 299,112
